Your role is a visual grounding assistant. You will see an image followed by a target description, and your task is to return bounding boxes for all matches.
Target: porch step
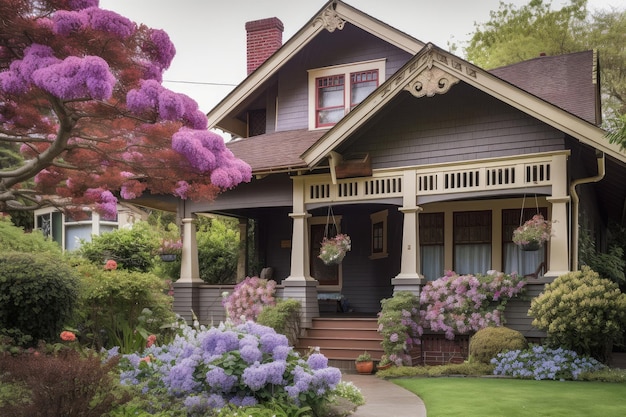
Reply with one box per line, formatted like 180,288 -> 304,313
296,317 -> 384,365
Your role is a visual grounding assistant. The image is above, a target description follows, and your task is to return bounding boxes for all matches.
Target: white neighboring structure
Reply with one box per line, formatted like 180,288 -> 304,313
34,203 -> 147,251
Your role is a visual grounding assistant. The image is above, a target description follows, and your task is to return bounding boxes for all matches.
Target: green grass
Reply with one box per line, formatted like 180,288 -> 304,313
393,377 -> 626,417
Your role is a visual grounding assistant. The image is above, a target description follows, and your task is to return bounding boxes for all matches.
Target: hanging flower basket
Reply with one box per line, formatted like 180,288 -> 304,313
512,214 -> 552,251
160,254 -> 177,262
318,233 -> 351,265
158,239 -> 182,261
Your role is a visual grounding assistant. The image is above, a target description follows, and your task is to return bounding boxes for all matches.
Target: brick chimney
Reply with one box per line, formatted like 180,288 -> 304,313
245,17 -> 284,75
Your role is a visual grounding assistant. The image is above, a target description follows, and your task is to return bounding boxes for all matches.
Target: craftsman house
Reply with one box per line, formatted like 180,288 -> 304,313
169,0 -> 626,363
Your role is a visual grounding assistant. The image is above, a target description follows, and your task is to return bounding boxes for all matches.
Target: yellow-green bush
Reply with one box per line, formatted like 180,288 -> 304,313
529,266 -> 626,363
469,326 -> 527,363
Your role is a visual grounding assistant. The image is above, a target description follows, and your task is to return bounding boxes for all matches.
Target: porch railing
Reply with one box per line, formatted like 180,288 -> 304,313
304,152 -> 558,204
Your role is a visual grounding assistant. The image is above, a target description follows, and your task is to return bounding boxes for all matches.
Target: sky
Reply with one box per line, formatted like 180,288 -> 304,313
99,0 -> 621,114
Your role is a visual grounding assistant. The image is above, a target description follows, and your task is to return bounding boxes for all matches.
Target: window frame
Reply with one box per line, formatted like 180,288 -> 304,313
369,209 -> 388,259
308,59 -> 386,130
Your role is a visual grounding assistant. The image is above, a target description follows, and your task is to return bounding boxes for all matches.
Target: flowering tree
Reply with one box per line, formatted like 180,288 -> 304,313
0,0 -> 251,218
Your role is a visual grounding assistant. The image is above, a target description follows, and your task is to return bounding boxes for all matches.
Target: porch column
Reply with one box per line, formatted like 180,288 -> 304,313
173,217 -> 202,323
236,218 -> 248,281
283,176 -> 319,328
545,153 -> 570,278
392,170 -> 425,295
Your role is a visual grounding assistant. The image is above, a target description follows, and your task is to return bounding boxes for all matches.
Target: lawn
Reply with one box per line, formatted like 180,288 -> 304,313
393,377 -> 626,417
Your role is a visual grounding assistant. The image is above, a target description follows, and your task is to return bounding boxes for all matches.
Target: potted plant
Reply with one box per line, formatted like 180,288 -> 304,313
512,214 -> 552,251
355,351 -> 374,374
318,233 -> 351,265
377,354 -> 392,371
159,238 -> 182,261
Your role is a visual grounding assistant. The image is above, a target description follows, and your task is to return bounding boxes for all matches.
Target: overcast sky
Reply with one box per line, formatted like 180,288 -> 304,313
99,0 -> 621,114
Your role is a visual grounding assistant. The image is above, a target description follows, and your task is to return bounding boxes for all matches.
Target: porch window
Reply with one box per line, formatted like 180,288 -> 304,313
420,212 -> 444,280
453,211 -> 491,275
502,208 -> 547,278
369,209 -> 388,259
308,59 -> 385,129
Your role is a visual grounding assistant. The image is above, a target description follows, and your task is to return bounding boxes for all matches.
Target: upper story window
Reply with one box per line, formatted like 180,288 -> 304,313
309,59 -> 385,129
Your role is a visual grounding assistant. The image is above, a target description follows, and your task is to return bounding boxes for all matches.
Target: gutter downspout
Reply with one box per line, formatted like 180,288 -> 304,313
569,150 -> 605,271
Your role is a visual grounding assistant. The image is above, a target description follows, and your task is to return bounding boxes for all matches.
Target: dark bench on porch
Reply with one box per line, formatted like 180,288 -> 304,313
317,292 -> 346,313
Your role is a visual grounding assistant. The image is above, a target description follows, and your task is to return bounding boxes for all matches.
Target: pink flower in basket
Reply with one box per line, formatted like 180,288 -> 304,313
318,233 -> 351,265
512,214 -> 553,248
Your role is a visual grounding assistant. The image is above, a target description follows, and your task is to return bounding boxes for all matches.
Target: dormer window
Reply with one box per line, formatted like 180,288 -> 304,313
309,59 -> 385,129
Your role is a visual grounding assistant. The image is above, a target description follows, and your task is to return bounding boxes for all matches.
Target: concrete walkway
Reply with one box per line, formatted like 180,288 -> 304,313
341,373 -> 427,417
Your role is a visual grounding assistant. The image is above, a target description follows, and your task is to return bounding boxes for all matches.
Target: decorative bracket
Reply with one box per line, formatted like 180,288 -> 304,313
404,66 -> 460,98
316,4 -> 346,32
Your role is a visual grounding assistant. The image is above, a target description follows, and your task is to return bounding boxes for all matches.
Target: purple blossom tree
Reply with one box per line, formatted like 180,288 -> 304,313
0,0 -> 251,218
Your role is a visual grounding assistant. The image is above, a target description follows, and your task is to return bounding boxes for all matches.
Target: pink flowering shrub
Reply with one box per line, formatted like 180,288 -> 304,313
378,270 -> 526,366
223,277 -> 277,324
419,270 -> 526,340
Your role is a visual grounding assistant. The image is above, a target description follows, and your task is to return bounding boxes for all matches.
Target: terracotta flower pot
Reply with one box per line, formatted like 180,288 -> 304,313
355,361 -> 374,374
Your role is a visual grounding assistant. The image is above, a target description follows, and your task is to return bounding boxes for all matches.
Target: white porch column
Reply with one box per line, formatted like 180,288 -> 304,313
545,153 -> 570,278
392,170 -> 425,295
179,217 -> 201,283
283,176 -> 318,328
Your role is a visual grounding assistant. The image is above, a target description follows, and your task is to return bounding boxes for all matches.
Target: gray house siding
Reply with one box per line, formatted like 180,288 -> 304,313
341,83 -> 565,169
275,23 -> 413,132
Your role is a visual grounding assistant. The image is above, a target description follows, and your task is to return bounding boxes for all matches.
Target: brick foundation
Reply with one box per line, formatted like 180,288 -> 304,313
410,333 -> 470,366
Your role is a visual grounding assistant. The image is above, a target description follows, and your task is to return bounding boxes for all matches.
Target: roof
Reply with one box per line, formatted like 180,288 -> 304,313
226,129 -> 328,174
302,43 -> 626,167
490,50 -> 600,125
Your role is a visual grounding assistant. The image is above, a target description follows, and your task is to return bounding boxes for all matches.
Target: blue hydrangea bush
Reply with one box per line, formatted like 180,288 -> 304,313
119,321 -> 341,415
491,345 -> 605,380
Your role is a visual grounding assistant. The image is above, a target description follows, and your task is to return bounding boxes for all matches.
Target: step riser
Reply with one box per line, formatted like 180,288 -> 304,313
305,329 -> 381,339
298,338 -> 382,350
310,318 -> 379,330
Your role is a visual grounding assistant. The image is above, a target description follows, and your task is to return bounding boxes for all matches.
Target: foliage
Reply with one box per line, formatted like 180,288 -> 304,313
215,401 -> 312,417
223,276 -> 277,324
0,0 -> 251,215
376,362 -> 494,378
579,222 -> 626,288
377,291 -> 421,366
528,266 -> 626,362
329,381 -> 365,407
469,326 -> 527,364
491,345 -> 606,380
158,238 -> 182,255
79,221 -> 159,271
72,259 -> 175,352
257,299 -> 302,347
0,215 -> 61,254
465,0 -> 626,124
0,347 -> 130,417
355,351 -> 372,362
512,213 -> 552,247
197,216 -> 240,284
576,367 -> 626,383
318,233 -> 351,265
0,252 -> 79,347
118,321 -> 342,416
419,270 -> 526,339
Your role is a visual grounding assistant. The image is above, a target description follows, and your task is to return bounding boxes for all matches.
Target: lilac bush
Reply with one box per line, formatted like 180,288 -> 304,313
491,345 -> 606,380
223,276 -> 276,324
119,321 -> 341,415
419,270 -> 526,339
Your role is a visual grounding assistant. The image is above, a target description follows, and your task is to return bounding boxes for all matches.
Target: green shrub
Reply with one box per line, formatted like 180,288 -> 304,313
0,215 -> 61,254
197,217 -> 240,284
469,326 -> 527,363
79,221 -> 159,272
257,299 -> 301,346
0,252 -> 79,346
72,260 -> 175,352
529,266 -> 626,363
376,362 -> 494,378
0,348 -> 130,416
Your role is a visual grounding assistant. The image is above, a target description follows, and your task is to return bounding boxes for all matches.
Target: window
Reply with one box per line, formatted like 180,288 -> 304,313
309,59 -> 385,129
502,208 -> 547,277
420,212 -> 444,280
453,211 -> 492,275
369,209 -> 388,259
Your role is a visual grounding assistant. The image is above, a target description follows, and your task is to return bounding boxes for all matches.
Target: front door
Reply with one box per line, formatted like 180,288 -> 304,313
310,223 -> 340,288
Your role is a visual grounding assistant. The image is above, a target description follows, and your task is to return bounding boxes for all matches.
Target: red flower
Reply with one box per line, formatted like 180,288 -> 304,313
60,331 -> 76,342
104,259 -> 117,270
146,334 -> 157,348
